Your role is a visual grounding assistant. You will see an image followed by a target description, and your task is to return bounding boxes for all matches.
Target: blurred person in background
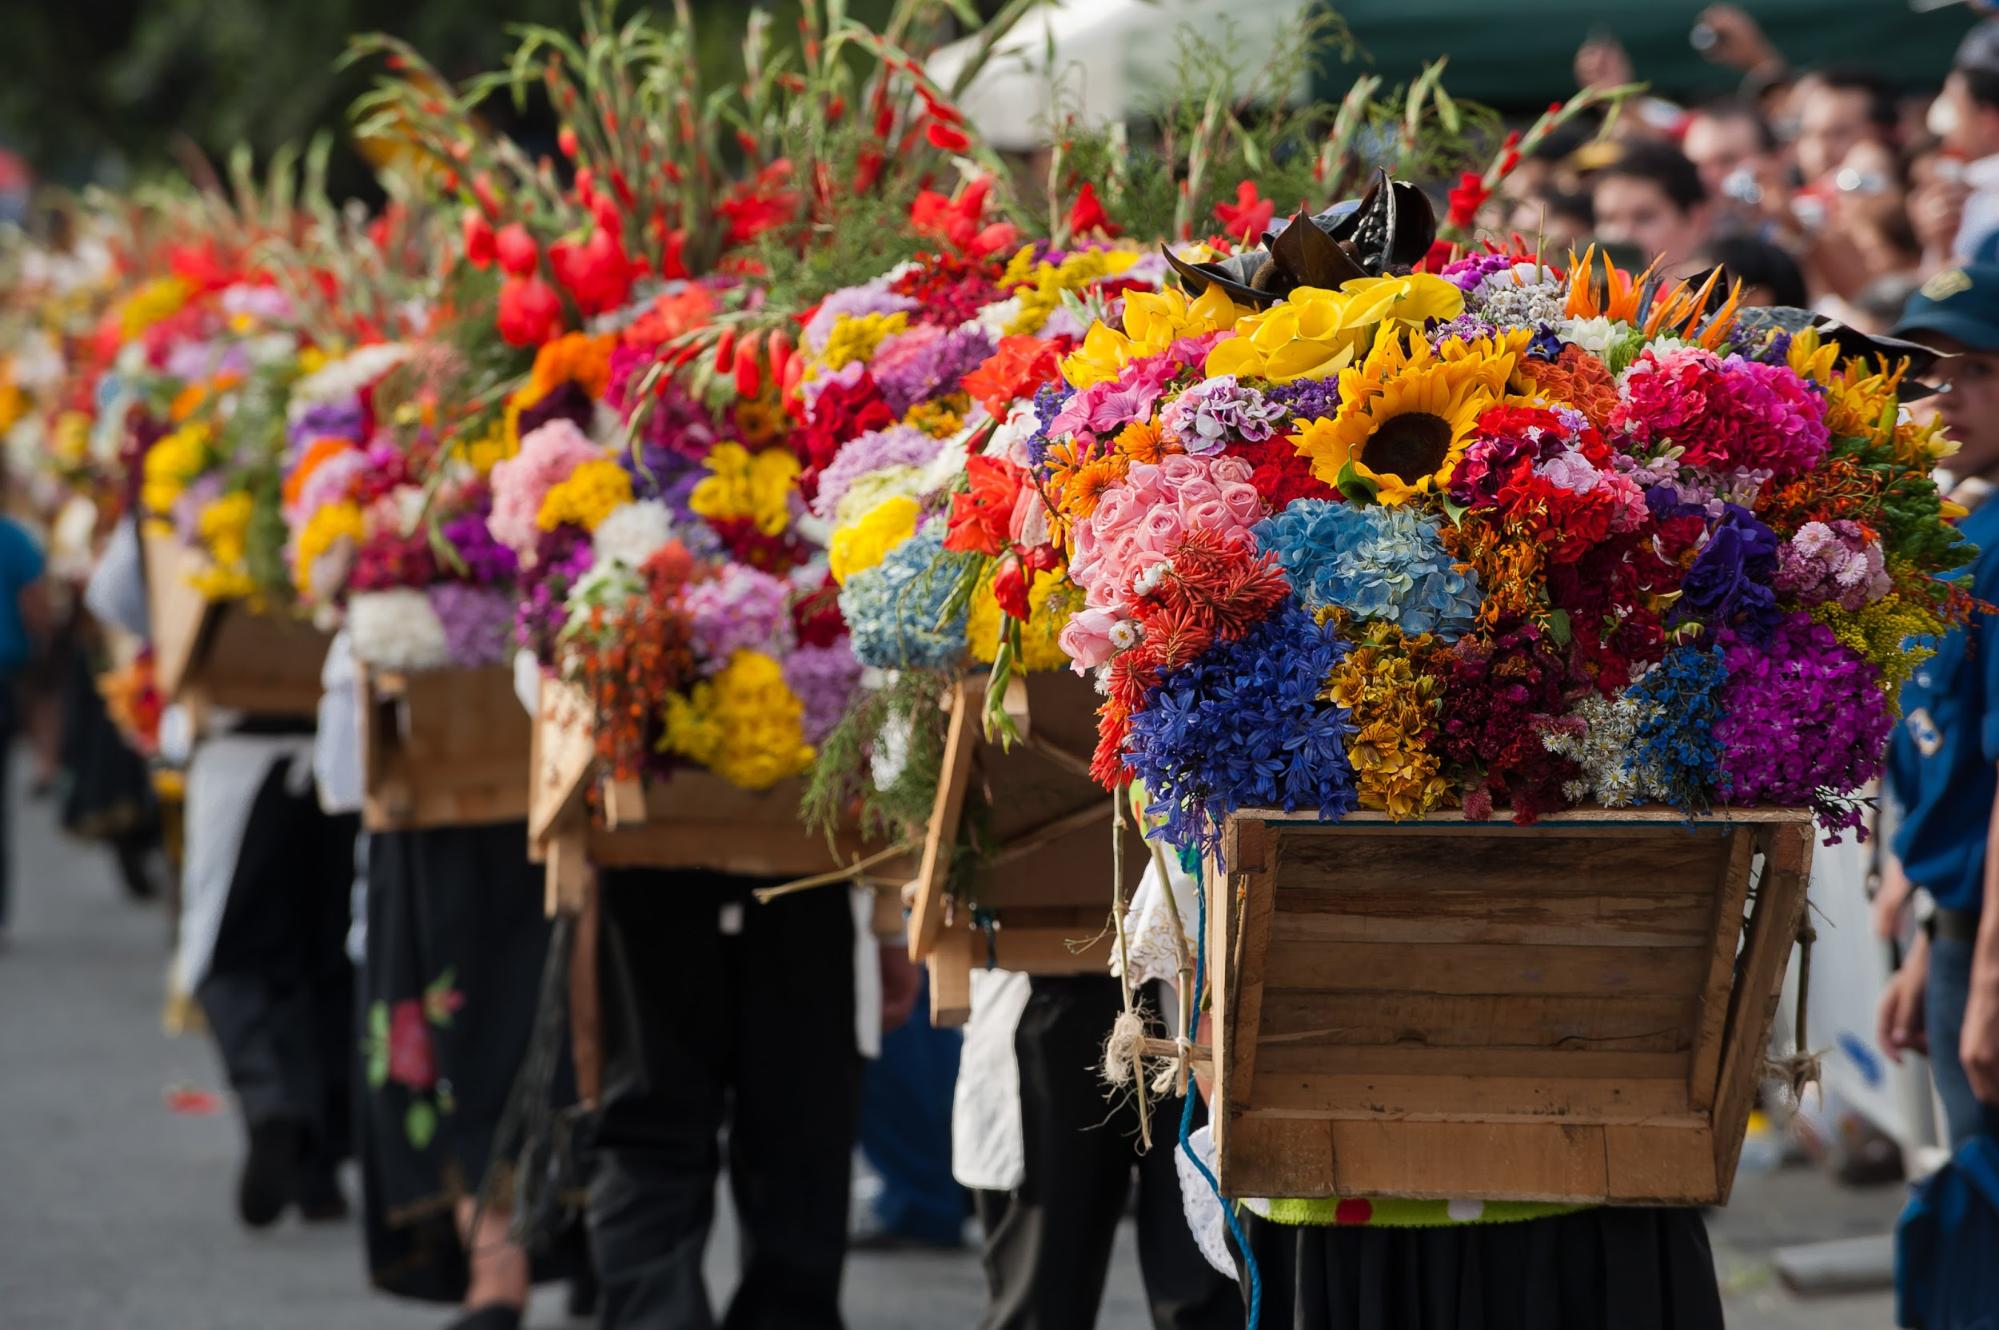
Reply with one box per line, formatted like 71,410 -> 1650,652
1590,141 -> 1712,278
1874,265 -> 1999,1149
1791,69 -> 1900,191
0,508 -> 48,945
1683,99 -> 1780,203
1936,22 -> 1999,263
1699,231 -> 1808,308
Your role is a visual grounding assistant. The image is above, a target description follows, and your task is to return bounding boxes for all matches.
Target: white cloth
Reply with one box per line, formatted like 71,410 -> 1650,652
1111,851 -> 1200,990
852,888 -> 883,1061
83,519 -> 148,638
1956,153 -> 1999,261
1174,1124 -> 1239,1280
951,968 -> 1032,1190
313,630 -> 363,815
172,734 -> 314,996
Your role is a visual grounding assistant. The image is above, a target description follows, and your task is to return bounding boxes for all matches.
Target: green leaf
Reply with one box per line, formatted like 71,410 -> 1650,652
368,1002 -> 389,1039
1547,608 -> 1573,647
405,1101 -> 438,1151
1335,458 -> 1379,506
366,1047 -> 389,1090
1440,495 -> 1470,528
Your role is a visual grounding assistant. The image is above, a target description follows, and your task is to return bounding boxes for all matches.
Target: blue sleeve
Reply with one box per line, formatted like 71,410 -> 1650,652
1977,548 -> 1999,764
2,524 -> 42,589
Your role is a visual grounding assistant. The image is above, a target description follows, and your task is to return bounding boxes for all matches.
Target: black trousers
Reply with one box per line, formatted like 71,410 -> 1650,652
195,755 -> 358,1166
588,870 -> 860,1330
975,975 -> 1242,1330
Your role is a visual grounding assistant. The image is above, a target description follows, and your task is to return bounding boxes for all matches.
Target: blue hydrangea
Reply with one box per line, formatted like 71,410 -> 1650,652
1625,644 -> 1732,809
1125,605 -> 1358,851
837,525 -> 969,670
1253,500 -> 1482,641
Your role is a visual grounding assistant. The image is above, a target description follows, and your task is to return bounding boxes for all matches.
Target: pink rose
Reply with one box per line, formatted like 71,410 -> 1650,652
1209,454 -> 1253,485
1092,486 -> 1139,537
1220,482 -> 1265,526
1060,607 -> 1121,672
1185,499 -> 1229,531
1176,479 -> 1221,509
1156,454 -> 1205,485
1139,508 -> 1183,554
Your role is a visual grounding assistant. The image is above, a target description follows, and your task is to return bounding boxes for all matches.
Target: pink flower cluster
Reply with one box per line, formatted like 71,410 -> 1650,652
489,420 -> 598,558
1048,333 -> 1227,446
1611,347 -> 1829,479
1069,452 -> 1264,616
682,562 -> 793,661
1774,520 -> 1892,611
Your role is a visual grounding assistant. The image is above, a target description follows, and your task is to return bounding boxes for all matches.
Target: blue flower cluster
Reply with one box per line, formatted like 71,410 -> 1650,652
1125,605 -> 1358,850
1626,644 -> 1733,809
1254,500 -> 1482,640
837,525 -> 969,670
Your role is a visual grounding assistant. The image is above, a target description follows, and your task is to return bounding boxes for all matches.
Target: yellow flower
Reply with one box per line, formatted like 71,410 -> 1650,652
1061,284 -> 1247,388
1810,590 -> 1944,703
1206,273 -> 1466,383
813,311 -> 909,375
0,376 -> 23,435
833,467 -> 925,528
686,442 -> 800,537
1005,248 -> 1140,335
828,495 -> 920,584
660,650 -> 814,789
1323,625 -> 1451,819
117,276 -> 192,340
904,396 -> 965,438
537,459 -> 634,532
1789,327 -> 1956,466
967,569 -> 1081,671
52,412 -> 91,471
458,422 -> 518,476
142,422 -> 214,517
293,500 -> 365,598
1291,327 -> 1513,505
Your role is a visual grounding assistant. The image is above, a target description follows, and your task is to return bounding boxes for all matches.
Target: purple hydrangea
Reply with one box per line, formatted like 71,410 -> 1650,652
782,637 -> 863,744
427,581 -> 516,667
441,509 -> 518,586
810,425 -> 947,521
1261,375 -> 1341,425
870,324 -> 997,417
683,563 -> 793,663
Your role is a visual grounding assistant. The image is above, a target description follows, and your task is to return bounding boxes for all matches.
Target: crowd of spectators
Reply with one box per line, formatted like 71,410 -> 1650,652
1482,5 -> 1999,331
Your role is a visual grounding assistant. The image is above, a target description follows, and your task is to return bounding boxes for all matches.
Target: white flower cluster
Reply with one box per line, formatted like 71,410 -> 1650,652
591,498 -> 677,570
1542,691 -> 1668,807
288,343 -> 413,418
347,588 -> 452,671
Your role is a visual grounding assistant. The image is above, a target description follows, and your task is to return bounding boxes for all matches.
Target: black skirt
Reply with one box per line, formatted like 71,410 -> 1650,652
1237,1205 -> 1724,1330
357,821 -> 578,1302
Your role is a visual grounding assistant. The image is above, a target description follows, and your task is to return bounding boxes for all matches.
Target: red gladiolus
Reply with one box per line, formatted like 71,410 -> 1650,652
558,125 -> 579,158
1445,172 -> 1489,230
496,274 -> 564,347
1065,182 -> 1118,238
461,211 -> 497,269
945,455 -> 1025,558
550,226 -> 633,316
992,557 -> 1031,621
734,342 -> 762,398
711,327 -> 737,375
1214,180 -> 1275,245
495,223 -> 539,278
766,329 -> 793,389
925,120 -> 972,153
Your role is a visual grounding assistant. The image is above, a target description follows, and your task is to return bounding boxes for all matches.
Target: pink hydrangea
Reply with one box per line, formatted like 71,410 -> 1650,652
682,562 -> 793,662
1611,347 -> 1829,479
489,420 -> 599,559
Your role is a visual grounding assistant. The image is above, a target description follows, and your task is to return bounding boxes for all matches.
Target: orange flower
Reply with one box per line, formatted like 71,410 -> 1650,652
525,331 -> 616,405
283,437 -> 359,508
1521,346 -> 1620,431
1058,456 -> 1130,520
1113,418 -> 1176,466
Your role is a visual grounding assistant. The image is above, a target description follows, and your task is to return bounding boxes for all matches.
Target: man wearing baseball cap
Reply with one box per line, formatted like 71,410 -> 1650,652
1875,264 -> 1999,1147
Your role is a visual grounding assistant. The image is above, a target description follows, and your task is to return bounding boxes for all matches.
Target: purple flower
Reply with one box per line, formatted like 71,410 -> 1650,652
516,380 -> 594,439
683,563 -> 793,662
515,527 -> 593,662
810,425 -> 946,521
783,638 -> 863,744
1773,520 -> 1891,611
288,400 -> 366,454
427,582 -> 516,667
1261,375 -> 1341,425
1438,252 -> 1518,292
1715,612 -> 1892,837
802,283 -> 921,352
1679,503 -> 1780,640
869,324 -> 996,417
1160,375 -> 1287,453
441,509 -> 518,586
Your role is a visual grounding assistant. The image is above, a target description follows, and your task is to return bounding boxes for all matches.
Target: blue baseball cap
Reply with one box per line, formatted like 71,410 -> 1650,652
1892,265 -> 1999,352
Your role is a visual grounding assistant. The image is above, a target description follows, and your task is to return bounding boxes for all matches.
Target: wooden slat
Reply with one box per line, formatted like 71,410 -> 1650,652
1710,821 -> 1814,1197
1257,992 -> 1695,1054
528,680 -> 599,845
927,930 -> 973,1028
1225,820 -> 1277,1135
1603,1123 -> 1721,1204
1270,827 -> 1728,898
1687,828 -> 1756,1110
1256,1043 -> 1689,1084
361,665 -> 533,831
1271,890 -> 1714,947
990,924 -> 1113,974
1219,1117 -> 1336,1198
1328,1120 -> 1610,1203
1263,939 -> 1710,997
906,679 -> 981,964
1250,1071 -> 1694,1121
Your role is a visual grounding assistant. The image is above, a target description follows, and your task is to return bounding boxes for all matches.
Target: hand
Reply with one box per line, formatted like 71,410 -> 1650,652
880,942 -> 920,1035
1872,859 -> 1914,940
1910,179 -> 1970,261
1696,6 -> 1780,74
1879,938 -> 1930,1065
1963,971 -> 1999,1103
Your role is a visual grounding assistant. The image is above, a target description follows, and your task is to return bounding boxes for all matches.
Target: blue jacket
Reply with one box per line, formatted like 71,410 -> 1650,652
1896,1108 -> 1999,1329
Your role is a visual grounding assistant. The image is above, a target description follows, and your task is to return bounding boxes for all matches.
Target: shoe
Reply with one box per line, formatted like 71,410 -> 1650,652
297,1166 -> 349,1223
444,1304 -> 523,1330
237,1118 -> 305,1229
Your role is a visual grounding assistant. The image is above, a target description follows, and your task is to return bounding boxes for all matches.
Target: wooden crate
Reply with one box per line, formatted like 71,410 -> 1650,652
528,679 -> 909,925
1206,807 -> 1815,1206
907,674 -> 1143,1025
141,527 -> 329,719
358,664 -> 533,831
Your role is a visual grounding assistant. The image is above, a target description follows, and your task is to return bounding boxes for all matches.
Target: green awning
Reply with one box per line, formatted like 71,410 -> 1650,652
1314,1 -> 1980,109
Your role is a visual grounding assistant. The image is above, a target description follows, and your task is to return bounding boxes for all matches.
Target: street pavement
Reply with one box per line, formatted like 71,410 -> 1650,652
0,777 -> 1903,1329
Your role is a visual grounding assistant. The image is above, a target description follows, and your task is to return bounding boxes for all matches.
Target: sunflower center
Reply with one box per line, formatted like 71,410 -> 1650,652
1364,412 -> 1453,481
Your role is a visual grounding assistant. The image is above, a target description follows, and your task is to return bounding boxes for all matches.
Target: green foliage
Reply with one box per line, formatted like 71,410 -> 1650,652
801,669 -> 950,843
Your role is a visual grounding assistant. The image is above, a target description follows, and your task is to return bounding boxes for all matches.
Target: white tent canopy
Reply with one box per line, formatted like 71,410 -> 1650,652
928,0 -> 1312,152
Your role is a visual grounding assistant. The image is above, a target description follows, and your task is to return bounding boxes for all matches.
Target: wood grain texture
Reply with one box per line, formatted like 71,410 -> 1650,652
1262,939 -> 1710,997
906,679 -> 981,963
1687,828 -> 1756,1111
359,665 -> 532,832
1256,991 -> 1695,1054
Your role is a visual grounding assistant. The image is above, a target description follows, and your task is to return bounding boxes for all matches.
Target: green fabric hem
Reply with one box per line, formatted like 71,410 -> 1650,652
1247,1196 -> 1592,1228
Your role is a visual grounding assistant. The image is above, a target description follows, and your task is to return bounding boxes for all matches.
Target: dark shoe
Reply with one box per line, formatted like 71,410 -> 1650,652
444,1304 -> 523,1330
297,1166 -> 349,1223
237,1118 -> 304,1229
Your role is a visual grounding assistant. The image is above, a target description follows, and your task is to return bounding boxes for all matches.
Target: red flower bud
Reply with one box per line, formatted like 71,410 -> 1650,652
765,329 -> 793,390
712,327 -> 737,375
494,223 -> 539,278
460,211 -> 496,269
557,125 -> 579,158
734,342 -> 762,398
496,274 -> 564,347
992,557 -> 1031,621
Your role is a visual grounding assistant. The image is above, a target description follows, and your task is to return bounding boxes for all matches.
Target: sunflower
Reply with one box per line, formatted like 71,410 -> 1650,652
1292,330 -> 1511,506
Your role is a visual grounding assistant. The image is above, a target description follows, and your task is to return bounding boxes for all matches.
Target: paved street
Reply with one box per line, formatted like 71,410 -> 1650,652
0,777 -> 1903,1329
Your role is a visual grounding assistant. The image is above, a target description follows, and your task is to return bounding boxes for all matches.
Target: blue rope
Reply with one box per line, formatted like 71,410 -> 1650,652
1177,854 -> 1262,1329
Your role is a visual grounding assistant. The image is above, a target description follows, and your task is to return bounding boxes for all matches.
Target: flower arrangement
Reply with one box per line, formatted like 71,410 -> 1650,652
1020,193 -> 1973,847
